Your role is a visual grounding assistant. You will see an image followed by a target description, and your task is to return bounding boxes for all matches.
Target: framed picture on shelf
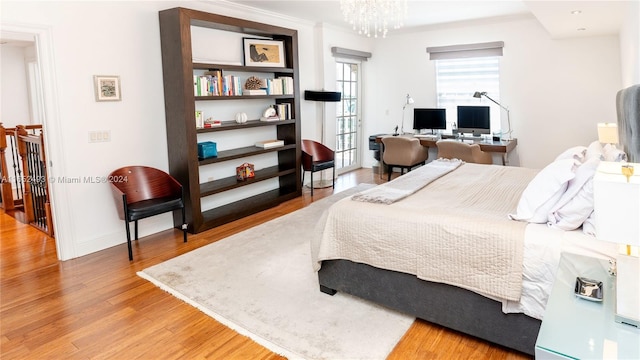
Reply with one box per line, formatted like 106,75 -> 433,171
242,38 -> 285,68
93,75 -> 121,101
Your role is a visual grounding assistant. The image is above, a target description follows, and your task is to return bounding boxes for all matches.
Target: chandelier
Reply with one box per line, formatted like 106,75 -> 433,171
340,0 -> 408,38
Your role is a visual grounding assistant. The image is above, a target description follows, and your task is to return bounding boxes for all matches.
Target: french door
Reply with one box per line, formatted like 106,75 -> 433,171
335,61 -> 362,174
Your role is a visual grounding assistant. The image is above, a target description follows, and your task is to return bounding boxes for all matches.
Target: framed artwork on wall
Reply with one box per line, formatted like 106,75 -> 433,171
242,38 -> 285,68
94,75 -> 121,101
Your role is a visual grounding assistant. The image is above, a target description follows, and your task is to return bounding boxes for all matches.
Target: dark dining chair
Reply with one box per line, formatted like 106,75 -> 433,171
108,166 -> 187,260
301,139 -> 335,196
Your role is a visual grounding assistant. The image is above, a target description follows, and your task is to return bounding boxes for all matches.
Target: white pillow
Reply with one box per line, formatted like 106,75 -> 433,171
585,140 -> 604,161
509,158 -> 578,223
547,178 -> 594,230
582,211 -> 596,236
550,157 -> 600,211
554,146 -> 587,163
603,143 -> 628,162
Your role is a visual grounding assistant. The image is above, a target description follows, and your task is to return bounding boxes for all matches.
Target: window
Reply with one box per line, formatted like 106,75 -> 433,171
435,56 -> 501,133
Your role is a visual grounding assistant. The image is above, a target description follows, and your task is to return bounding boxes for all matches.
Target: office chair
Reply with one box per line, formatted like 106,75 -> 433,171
436,140 -> 493,164
108,166 -> 187,260
381,136 -> 429,181
301,139 -> 335,196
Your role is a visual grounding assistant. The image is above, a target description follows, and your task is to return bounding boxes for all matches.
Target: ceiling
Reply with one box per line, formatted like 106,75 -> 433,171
0,0 -> 626,46
227,0 -> 627,38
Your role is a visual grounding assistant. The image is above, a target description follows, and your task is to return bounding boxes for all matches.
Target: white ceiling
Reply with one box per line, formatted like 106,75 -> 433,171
0,0 -> 627,45
227,0 -> 628,38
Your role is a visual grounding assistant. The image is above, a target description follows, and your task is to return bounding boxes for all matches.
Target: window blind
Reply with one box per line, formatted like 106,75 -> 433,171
426,41 -> 504,60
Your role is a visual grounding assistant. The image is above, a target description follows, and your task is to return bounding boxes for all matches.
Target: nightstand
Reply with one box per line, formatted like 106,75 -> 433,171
535,253 -> 640,359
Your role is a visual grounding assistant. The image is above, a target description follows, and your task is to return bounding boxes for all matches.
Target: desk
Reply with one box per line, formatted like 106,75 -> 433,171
374,135 -> 517,166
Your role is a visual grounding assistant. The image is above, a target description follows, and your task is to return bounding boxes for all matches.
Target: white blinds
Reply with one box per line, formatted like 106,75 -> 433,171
435,57 -> 501,132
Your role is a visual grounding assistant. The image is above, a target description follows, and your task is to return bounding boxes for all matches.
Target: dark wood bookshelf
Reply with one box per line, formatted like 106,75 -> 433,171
159,7 -> 301,233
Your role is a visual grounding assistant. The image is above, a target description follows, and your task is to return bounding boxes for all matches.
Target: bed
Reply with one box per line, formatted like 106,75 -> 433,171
312,85 -> 639,356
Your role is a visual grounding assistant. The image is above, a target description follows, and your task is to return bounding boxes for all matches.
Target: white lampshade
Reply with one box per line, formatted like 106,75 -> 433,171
594,162 -> 640,245
597,123 -> 619,144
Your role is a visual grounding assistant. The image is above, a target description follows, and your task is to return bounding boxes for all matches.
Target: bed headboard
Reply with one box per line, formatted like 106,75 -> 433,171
616,84 -> 640,162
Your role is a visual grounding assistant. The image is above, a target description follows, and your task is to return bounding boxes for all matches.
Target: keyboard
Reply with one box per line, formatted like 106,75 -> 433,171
414,134 -> 438,139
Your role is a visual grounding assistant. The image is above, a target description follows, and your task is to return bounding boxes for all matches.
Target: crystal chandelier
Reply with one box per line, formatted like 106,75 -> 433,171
340,0 -> 408,38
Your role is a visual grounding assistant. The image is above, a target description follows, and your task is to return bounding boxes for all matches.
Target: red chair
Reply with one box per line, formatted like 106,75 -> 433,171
108,166 -> 187,260
301,140 -> 335,196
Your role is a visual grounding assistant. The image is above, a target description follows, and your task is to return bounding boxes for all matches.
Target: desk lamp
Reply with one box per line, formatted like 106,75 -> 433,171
400,93 -> 414,134
594,161 -> 640,328
473,91 -> 511,140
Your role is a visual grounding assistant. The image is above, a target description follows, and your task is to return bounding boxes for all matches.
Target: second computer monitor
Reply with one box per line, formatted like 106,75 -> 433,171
457,106 -> 490,136
413,108 -> 446,133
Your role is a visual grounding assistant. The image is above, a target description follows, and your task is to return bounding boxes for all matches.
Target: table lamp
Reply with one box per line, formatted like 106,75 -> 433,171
593,161 -> 640,328
597,123 -> 619,145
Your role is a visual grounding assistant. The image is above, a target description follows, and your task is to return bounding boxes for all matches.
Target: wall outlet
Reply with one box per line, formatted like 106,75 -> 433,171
89,130 -> 111,143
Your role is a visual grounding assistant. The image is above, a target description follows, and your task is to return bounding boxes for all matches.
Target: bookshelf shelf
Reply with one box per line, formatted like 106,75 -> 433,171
159,7 -> 301,233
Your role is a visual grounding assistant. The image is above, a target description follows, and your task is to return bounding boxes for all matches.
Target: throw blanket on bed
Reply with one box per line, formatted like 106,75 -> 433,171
351,159 -> 463,204
313,163 -> 538,302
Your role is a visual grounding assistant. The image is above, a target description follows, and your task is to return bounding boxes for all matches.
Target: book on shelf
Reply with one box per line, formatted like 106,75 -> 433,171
260,115 -> 281,122
195,110 -> 204,128
244,89 -> 267,95
255,139 -> 284,149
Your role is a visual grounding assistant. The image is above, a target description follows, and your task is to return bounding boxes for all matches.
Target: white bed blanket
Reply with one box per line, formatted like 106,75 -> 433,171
314,163 -> 537,302
351,159 -> 463,204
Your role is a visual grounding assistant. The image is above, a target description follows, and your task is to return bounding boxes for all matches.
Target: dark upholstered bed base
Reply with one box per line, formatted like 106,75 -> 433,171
318,259 -> 541,356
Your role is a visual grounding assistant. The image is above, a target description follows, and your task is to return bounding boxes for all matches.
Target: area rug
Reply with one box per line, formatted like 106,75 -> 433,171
138,184 -> 415,360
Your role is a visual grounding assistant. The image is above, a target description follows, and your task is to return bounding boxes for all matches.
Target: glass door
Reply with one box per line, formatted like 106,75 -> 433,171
335,61 -> 362,174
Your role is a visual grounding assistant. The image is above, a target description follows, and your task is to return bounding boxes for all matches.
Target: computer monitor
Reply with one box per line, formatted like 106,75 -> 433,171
413,108 -> 446,133
456,106 -> 490,136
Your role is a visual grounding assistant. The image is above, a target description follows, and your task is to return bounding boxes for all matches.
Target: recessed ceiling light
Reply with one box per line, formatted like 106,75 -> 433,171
571,10 -> 582,15
577,28 -> 587,31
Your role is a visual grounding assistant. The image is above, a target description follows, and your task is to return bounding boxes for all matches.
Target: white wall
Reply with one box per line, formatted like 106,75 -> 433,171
1,1 -> 319,259
619,0 -> 640,87
1,45 -> 31,127
363,15 -> 622,169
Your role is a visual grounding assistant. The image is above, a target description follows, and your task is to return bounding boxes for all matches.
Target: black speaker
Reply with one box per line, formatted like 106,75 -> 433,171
304,90 -> 341,102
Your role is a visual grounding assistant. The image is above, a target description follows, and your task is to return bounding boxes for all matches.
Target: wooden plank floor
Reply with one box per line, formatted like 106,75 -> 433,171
1,168 -> 532,359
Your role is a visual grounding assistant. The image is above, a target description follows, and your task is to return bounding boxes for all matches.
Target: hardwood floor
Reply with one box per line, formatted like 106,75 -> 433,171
1,168 -> 532,359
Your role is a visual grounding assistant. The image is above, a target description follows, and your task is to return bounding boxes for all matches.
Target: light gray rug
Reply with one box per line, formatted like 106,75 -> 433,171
138,184 -> 415,360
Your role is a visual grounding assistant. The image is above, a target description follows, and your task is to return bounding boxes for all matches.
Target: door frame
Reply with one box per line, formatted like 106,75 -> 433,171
2,23 -> 73,260
334,58 -> 363,175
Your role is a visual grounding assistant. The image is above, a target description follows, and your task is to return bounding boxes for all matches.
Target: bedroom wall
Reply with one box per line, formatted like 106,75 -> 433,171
363,15 -> 622,169
1,45 -> 31,127
619,0 -> 640,87
1,1 -> 320,259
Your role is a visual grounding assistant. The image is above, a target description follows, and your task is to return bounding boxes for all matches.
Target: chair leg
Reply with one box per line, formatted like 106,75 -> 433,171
310,170 -> 314,196
125,221 -> 133,261
301,170 -> 305,186
332,166 -> 335,189
134,220 -> 139,240
181,207 -> 187,243
388,167 -> 392,181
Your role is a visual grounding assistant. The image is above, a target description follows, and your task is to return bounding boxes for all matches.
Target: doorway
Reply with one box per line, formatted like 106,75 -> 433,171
1,26 -> 63,258
335,60 -> 362,174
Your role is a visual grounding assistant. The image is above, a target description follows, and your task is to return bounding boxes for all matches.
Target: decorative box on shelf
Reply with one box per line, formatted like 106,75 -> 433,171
236,162 -> 255,181
197,141 -> 217,160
